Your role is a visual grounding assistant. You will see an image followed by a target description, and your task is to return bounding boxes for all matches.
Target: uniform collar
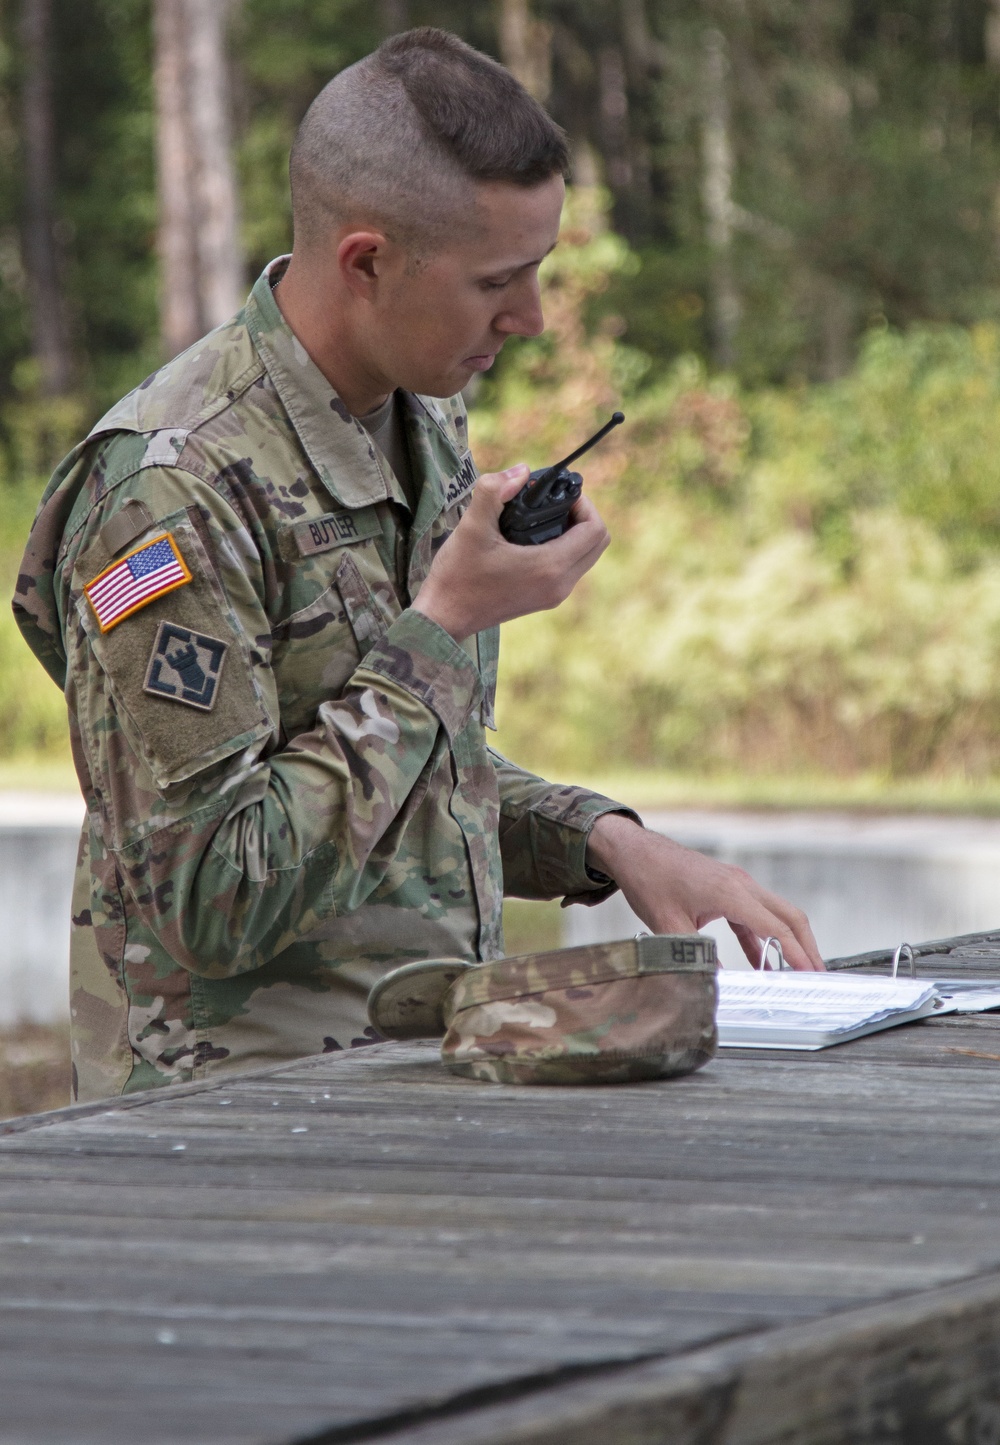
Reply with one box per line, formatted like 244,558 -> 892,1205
245,257 -> 399,511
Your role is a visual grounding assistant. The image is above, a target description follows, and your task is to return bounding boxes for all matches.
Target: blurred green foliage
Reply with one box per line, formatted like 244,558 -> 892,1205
475,198 -> 1000,781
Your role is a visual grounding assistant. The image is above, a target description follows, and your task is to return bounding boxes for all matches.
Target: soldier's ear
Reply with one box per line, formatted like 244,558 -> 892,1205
337,230 -> 391,300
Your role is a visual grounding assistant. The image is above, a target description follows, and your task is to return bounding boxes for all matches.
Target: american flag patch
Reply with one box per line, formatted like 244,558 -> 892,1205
85,533 -> 191,633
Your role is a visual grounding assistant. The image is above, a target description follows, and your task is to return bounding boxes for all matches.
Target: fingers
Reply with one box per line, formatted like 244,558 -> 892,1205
748,880 -> 825,970
547,495 -> 610,565
730,921 -> 767,969
649,867 -> 822,973
568,493 -> 598,527
467,467 -> 609,582
565,493 -> 608,538
471,465 -> 530,517
473,470 -> 608,545
726,898 -> 825,972
700,858 -> 823,972
594,828 -> 825,975
419,457 -> 611,636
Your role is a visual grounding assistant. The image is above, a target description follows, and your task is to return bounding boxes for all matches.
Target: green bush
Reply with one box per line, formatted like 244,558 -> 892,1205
747,324 -> 1000,566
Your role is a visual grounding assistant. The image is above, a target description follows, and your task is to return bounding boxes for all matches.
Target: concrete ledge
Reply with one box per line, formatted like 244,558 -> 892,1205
0,791 -> 83,1025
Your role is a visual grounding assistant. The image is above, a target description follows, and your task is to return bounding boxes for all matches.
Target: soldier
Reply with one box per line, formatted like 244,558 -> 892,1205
13,28 -> 823,1103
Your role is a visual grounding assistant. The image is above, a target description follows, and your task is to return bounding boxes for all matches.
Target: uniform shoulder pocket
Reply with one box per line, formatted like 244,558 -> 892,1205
74,508 -> 273,791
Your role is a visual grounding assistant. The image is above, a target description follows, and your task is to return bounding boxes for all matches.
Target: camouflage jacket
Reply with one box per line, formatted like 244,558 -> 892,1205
13,259 -> 633,1102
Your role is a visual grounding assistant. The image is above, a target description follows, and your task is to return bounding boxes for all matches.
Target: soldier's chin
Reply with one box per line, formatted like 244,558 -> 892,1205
409,364 -> 479,399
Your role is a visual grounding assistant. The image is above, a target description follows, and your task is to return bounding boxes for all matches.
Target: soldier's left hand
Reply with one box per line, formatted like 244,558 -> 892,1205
585,814 -> 825,971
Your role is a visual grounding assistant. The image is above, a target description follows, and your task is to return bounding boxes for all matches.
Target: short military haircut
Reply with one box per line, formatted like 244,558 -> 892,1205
289,28 -> 569,252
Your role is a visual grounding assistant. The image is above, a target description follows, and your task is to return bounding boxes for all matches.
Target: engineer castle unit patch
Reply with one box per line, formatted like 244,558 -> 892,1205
84,533 -> 190,632
144,621 -> 228,711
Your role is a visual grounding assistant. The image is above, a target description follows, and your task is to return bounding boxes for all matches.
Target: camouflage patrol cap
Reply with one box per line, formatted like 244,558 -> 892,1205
368,935 -> 718,1085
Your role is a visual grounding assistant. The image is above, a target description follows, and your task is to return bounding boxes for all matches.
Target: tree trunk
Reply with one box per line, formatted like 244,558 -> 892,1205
187,0 -> 244,329
988,0 -> 1000,67
154,0 -> 200,360
815,273 -> 852,382
153,0 -> 244,359
701,28 -> 740,370
598,44 -> 632,194
620,0 -> 665,78
498,0 -> 551,102
19,0 -> 73,395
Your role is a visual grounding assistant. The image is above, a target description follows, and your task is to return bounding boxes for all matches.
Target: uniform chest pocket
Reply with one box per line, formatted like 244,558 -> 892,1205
270,543 -> 400,736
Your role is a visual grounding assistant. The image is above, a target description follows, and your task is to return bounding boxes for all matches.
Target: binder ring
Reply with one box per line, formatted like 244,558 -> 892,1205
759,936 -> 787,971
891,942 -> 915,980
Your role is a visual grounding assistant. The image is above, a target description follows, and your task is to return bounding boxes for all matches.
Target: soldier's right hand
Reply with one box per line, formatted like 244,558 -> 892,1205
412,464 -> 610,643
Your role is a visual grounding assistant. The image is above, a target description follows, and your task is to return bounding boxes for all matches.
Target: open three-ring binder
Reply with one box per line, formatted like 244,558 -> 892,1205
716,936 -> 1000,1051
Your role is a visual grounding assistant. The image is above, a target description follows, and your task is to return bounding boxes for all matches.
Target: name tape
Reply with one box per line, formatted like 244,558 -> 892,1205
290,510 -> 382,557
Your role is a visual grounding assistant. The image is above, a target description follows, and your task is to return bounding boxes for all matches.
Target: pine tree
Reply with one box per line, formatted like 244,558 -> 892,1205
153,0 -> 244,358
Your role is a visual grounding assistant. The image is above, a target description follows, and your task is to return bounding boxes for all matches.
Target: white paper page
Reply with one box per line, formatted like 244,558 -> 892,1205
717,972 -> 938,1036
931,980 -> 1000,1014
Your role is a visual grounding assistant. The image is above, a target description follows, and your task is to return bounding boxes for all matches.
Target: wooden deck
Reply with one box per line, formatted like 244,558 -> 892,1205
4,958 -> 1000,1443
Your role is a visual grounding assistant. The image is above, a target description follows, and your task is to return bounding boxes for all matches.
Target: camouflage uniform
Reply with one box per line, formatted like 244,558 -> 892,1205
13,259 -> 634,1102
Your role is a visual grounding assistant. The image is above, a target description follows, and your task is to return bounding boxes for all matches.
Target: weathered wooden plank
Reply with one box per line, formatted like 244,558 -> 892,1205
827,925 -> 1000,969
362,1268 -> 1000,1445
2,1018 -> 1000,1442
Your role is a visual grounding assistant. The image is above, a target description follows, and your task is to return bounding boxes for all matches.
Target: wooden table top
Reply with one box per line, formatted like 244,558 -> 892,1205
4,982 -> 1000,1445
